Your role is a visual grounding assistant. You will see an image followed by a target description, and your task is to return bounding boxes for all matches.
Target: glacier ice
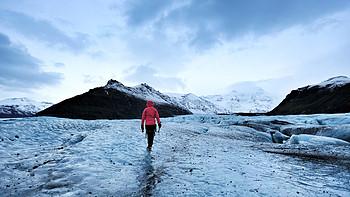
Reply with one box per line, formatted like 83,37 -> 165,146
1,114 -> 349,196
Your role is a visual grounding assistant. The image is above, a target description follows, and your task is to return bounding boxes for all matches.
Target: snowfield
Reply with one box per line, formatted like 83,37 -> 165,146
1,114 -> 349,196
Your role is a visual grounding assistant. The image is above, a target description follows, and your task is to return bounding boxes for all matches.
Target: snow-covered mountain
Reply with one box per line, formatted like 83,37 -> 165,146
204,87 -> 279,113
106,80 -> 220,114
106,80 -> 277,114
168,87 -> 278,114
106,79 -> 278,114
105,80 -> 178,105
167,93 -> 222,114
0,98 -> 53,118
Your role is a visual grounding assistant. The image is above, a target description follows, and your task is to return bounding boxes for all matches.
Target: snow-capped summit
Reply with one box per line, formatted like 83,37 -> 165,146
309,76 -> 350,89
133,83 -> 175,104
0,97 -> 53,118
104,80 -> 176,105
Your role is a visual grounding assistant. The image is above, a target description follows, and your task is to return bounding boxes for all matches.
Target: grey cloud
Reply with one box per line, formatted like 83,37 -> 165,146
0,33 -> 63,90
0,9 -> 90,52
124,0 -> 174,26
124,65 -> 185,91
122,0 -> 350,50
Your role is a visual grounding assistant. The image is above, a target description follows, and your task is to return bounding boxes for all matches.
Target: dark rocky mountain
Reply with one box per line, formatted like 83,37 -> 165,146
36,80 -> 191,120
269,76 -> 350,115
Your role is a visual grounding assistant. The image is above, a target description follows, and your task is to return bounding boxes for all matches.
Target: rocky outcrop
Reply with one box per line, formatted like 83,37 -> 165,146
269,76 -> 350,115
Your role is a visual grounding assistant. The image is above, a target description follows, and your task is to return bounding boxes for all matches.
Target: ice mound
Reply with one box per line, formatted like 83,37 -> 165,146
286,134 -> 350,145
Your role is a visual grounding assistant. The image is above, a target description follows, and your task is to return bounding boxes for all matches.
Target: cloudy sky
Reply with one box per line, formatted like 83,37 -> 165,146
1,0 -> 349,103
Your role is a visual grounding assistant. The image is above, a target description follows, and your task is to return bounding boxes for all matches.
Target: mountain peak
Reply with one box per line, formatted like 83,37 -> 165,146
325,75 -> 349,81
317,75 -> 350,87
105,80 -> 157,93
105,79 -> 125,88
140,83 -> 151,88
304,76 -> 350,90
137,83 -> 156,91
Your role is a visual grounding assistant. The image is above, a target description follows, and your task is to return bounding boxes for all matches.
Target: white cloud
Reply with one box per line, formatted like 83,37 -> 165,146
83,75 -> 105,84
179,10 -> 350,96
123,65 -> 185,92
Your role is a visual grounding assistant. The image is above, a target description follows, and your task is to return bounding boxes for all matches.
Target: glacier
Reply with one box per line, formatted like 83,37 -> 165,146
1,114 -> 349,196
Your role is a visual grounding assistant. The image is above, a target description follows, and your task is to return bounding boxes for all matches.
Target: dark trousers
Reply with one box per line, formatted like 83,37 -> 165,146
146,125 -> 156,148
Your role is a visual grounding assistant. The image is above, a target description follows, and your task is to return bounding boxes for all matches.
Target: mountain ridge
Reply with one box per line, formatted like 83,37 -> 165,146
9,76 -> 349,118
35,81 -> 191,120
105,79 -> 279,114
1,80 -> 280,118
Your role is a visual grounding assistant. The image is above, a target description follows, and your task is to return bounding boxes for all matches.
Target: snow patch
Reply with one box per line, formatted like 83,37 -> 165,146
309,76 -> 350,89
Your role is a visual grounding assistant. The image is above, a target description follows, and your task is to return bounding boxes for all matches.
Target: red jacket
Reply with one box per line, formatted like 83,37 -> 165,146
142,100 -> 161,125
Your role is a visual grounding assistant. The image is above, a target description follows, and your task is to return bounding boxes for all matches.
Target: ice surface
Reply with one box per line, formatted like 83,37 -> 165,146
1,114 -> 349,196
286,134 -> 350,145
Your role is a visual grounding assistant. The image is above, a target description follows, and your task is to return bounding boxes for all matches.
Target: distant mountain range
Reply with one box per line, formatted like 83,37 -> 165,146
269,76 -> 350,115
0,98 -> 52,118
3,76 -> 349,119
203,87 -> 278,113
99,79 -> 278,114
168,87 -> 278,114
34,79 -> 278,119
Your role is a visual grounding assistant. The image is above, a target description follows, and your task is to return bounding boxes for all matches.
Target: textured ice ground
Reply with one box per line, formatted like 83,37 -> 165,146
1,114 -> 349,196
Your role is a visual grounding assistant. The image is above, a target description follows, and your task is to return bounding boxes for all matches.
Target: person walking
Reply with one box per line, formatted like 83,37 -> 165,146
141,100 -> 161,151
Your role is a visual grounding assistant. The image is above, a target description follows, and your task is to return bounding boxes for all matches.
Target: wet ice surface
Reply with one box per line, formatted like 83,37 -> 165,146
1,114 -> 349,196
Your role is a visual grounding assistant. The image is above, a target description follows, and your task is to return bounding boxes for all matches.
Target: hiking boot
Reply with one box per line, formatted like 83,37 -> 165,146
146,147 -> 152,151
